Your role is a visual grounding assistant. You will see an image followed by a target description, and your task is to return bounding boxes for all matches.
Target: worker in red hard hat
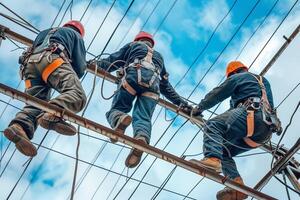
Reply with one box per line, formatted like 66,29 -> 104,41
190,61 -> 281,200
3,20 -> 87,157
93,31 -> 192,168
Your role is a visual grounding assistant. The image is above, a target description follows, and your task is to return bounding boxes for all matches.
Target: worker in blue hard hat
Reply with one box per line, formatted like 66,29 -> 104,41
94,31 -> 192,168
3,20 -> 87,157
190,61 -> 281,200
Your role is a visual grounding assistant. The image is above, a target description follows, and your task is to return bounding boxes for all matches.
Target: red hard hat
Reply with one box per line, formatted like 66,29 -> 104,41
63,20 -> 85,38
134,31 -> 155,46
226,61 -> 248,77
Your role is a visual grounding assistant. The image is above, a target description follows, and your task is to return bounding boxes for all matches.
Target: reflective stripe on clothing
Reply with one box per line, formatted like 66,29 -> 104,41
42,58 -> 64,82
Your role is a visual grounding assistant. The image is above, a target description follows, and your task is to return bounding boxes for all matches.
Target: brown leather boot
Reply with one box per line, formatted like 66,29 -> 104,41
125,136 -> 147,168
216,177 -> 248,200
111,114 -> 132,143
190,157 -> 222,173
3,124 -> 37,157
38,113 -> 76,136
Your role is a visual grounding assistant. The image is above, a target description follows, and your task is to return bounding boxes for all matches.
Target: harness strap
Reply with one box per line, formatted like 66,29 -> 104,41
250,74 -> 271,110
122,79 -> 159,100
42,58 -> 64,83
141,91 -> 159,100
246,110 -> 255,137
122,79 -> 137,96
243,137 -> 260,148
24,79 -> 44,89
144,46 -> 153,63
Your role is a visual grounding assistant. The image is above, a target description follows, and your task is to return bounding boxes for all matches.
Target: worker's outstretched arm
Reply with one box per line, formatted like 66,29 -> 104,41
96,43 -> 130,72
159,64 -> 187,106
198,76 -> 237,111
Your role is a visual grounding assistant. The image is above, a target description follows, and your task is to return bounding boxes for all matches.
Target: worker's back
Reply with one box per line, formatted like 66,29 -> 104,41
33,27 -> 86,78
229,72 -> 274,108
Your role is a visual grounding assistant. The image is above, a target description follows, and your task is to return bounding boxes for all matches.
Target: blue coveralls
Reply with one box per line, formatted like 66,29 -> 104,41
97,42 -> 185,143
197,71 -> 274,179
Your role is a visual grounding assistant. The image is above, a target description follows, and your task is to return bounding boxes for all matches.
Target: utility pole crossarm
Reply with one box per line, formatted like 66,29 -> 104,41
0,82 -> 277,200
260,24 -> 300,76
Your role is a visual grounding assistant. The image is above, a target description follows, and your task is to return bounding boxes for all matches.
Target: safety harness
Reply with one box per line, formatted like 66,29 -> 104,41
120,42 -> 160,100
242,74 -> 281,147
19,28 -> 68,89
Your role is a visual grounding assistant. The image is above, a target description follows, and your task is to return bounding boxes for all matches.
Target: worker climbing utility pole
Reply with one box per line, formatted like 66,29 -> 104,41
92,31 -> 192,168
190,61 -> 282,200
2,21 -> 87,157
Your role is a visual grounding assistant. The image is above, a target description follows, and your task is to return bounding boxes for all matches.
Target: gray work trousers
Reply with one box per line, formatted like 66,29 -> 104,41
10,52 -> 86,139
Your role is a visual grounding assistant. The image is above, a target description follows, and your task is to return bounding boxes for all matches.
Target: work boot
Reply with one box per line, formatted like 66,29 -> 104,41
38,113 -> 76,136
111,114 -> 132,143
3,124 -> 37,157
125,136 -> 147,168
216,177 -> 248,200
190,157 -> 222,173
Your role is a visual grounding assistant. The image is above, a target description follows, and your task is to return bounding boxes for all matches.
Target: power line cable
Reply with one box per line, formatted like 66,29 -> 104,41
173,0 -> 238,89
70,1 -> 136,199
249,0 -> 299,69
0,2 -> 40,32
115,0 -> 150,50
26,141 -> 197,200
187,0 -> 261,98
235,0 -> 280,60
86,0 -> 117,50
141,0 -> 161,31
276,81 -> 300,109
153,0 -> 178,36
80,0 -> 94,22
50,0 -> 67,27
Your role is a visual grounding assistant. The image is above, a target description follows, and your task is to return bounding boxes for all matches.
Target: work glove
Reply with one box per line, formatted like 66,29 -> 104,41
179,102 -> 193,115
87,59 -> 97,67
191,105 -> 204,118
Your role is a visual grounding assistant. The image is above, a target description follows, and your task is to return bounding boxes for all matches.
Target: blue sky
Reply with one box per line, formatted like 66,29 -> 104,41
0,0 -> 300,199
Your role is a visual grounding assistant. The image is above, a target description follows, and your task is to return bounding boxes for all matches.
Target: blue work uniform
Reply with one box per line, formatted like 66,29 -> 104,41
197,71 -> 274,179
97,42 -> 186,143
10,27 -> 87,139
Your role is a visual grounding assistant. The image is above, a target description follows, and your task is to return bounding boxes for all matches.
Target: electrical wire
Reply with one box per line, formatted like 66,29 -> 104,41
153,0 -> 178,36
235,0 -> 280,60
0,2 -> 40,32
141,0 -> 162,31
276,82 -> 300,109
249,0 -> 299,69
187,0 -> 261,98
93,0 -> 136,61
270,100 -> 300,173
282,172 -> 291,200
173,0 -> 238,89
86,0 -> 117,51
111,1 -> 261,198
50,0 -> 67,27
6,130 -> 50,199
80,0 -> 93,22
70,1 -> 136,199
25,141 -> 196,200
115,0 -> 150,50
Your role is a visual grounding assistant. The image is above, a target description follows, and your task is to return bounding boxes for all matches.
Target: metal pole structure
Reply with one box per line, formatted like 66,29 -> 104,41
0,83 -> 276,200
260,24 -> 300,76
254,138 -> 300,191
284,166 -> 300,193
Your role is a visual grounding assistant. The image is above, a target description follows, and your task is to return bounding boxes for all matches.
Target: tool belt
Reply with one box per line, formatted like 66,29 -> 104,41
19,43 -> 67,89
240,74 -> 282,148
238,97 -> 262,148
